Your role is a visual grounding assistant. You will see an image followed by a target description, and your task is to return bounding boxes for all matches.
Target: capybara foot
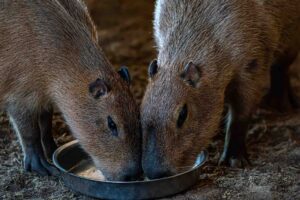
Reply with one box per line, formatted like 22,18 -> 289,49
219,144 -> 251,168
229,156 -> 251,168
24,147 -> 58,176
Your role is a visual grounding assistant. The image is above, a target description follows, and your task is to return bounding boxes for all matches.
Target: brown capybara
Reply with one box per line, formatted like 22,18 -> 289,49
0,0 -> 141,181
141,0 -> 300,179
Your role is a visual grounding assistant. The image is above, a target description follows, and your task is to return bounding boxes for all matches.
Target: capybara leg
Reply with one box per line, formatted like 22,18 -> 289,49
219,71 -> 267,167
266,52 -> 298,111
219,106 -> 250,167
39,108 -> 57,161
8,108 -> 56,176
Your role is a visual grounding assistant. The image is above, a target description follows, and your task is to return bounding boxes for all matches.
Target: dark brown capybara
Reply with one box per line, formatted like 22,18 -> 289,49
0,0 -> 141,181
141,0 -> 300,179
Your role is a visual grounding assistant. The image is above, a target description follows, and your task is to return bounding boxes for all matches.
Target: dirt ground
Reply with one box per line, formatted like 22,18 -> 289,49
0,0 -> 299,199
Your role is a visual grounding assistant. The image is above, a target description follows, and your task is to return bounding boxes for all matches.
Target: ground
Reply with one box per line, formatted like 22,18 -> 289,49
0,0 -> 299,199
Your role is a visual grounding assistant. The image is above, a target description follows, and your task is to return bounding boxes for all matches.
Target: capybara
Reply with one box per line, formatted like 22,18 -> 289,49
0,0 -> 141,181
141,0 -> 300,179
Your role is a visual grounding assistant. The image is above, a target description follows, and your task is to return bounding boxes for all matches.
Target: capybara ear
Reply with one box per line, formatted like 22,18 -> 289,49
118,66 -> 131,85
148,59 -> 158,78
89,78 -> 110,99
180,62 -> 201,88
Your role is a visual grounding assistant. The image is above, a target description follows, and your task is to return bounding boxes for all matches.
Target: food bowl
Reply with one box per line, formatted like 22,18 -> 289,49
53,140 -> 208,200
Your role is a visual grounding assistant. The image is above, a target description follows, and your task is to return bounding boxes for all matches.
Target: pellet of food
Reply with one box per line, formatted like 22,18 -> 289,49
78,167 -> 106,181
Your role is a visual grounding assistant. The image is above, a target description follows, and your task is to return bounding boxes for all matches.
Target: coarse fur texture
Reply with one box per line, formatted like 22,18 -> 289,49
0,0 -> 141,181
141,0 -> 300,179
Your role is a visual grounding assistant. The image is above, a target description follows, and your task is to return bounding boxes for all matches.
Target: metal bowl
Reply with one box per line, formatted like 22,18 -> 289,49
53,140 -> 208,200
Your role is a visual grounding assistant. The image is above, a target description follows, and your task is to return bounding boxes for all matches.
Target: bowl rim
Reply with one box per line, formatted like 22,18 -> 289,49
53,140 -> 208,184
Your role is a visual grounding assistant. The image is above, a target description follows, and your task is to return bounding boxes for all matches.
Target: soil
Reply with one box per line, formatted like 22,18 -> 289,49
0,0 -> 299,199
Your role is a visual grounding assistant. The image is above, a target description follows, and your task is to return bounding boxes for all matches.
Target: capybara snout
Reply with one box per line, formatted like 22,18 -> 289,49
142,125 -> 173,179
103,156 -> 143,181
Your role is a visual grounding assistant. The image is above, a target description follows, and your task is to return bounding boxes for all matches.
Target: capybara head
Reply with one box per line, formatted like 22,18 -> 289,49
141,60 -> 225,179
57,67 -> 142,181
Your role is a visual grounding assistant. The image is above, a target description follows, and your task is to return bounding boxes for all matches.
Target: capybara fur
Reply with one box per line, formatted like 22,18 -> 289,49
0,0 -> 141,181
141,0 -> 300,179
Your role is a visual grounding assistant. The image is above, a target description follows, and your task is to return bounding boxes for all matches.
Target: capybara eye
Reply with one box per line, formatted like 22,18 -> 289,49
148,59 -> 158,78
177,104 -> 188,128
107,116 -> 118,136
